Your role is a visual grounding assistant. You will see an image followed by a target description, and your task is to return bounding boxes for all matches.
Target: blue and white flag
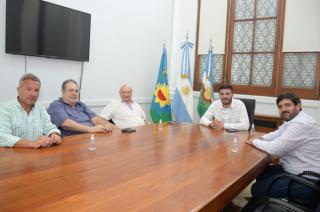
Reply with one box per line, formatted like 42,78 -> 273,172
172,40 -> 194,123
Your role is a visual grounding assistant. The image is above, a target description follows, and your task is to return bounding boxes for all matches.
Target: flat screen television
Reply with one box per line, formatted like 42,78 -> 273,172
6,0 -> 91,61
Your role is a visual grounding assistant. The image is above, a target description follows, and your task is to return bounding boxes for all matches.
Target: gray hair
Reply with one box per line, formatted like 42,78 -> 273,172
119,84 -> 132,92
19,73 -> 41,87
62,79 -> 78,91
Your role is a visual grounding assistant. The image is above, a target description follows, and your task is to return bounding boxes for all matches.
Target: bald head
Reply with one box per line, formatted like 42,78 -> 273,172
119,84 -> 132,92
119,84 -> 133,103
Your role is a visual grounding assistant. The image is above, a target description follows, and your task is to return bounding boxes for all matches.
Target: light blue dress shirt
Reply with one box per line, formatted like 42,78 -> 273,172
253,111 -> 320,175
0,99 -> 60,147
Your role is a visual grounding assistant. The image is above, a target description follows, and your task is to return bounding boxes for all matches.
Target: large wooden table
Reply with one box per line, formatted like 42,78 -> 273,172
0,124 -> 270,211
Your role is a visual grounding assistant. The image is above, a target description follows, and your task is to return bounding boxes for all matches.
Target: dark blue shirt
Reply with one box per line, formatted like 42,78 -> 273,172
48,98 -> 96,136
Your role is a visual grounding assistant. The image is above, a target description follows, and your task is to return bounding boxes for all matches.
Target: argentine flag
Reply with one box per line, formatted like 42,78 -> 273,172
172,40 -> 193,123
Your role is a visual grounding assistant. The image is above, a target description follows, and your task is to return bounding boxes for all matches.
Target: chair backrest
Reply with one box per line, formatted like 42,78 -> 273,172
242,197 -> 308,212
316,203 -> 320,212
237,98 -> 256,131
311,179 -> 320,209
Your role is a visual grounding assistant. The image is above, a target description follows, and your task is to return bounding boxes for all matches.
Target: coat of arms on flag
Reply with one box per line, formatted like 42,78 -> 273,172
197,43 -> 214,118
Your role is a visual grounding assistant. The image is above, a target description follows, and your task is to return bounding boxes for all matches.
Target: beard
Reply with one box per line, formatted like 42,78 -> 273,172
281,111 -> 298,121
221,98 -> 232,106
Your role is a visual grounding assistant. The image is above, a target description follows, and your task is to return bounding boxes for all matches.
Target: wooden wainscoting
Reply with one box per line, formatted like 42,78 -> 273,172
254,114 -> 282,133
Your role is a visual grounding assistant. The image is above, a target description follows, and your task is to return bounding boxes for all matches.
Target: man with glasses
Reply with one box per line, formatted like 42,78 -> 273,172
48,79 -> 113,136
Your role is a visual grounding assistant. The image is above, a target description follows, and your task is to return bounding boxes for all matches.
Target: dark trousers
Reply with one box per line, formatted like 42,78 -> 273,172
251,165 -> 313,200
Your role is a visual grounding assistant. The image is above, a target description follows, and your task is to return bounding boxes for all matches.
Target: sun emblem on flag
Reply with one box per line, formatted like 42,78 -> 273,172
155,83 -> 171,107
182,86 -> 190,95
179,76 -> 191,96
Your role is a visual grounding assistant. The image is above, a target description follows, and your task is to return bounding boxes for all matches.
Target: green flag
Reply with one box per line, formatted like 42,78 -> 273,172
197,46 -> 214,118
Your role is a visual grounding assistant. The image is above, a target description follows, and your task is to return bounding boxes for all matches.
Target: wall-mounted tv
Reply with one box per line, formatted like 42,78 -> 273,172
6,0 -> 91,61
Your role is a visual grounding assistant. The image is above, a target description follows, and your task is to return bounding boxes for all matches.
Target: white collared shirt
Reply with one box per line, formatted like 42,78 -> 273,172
100,100 -> 146,129
200,98 -> 249,130
253,111 -> 320,175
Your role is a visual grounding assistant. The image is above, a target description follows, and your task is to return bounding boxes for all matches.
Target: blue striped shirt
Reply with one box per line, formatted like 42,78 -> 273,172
253,111 -> 320,175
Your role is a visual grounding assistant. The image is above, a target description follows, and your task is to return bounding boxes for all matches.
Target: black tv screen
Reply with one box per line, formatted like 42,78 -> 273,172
6,0 -> 91,61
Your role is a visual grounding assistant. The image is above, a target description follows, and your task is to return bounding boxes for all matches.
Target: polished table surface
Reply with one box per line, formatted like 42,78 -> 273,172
0,124 -> 270,211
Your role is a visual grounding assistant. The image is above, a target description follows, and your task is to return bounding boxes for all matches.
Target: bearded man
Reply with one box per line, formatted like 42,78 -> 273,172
200,84 -> 249,131
246,92 -> 320,200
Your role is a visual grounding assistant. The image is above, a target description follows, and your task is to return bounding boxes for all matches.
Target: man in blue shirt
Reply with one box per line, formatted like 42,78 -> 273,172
0,73 -> 61,148
48,79 -> 113,136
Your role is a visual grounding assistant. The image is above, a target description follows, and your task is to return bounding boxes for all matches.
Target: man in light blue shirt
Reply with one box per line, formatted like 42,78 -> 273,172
0,73 -> 61,148
246,93 -> 320,201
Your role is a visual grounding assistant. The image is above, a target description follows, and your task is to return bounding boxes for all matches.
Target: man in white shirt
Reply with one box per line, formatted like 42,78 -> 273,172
246,93 -> 320,201
200,84 -> 249,130
100,84 -> 147,129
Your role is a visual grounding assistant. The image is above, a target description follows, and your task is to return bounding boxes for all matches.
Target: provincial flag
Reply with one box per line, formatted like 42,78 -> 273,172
197,45 -> 214,117
150,47 -> 172,123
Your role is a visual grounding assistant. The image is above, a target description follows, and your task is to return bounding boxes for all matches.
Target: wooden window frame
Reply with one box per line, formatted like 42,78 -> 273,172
193,0 -> 320,100
278,52 -> 320,99
225,0 -> 282,96
193,0 -> 204,92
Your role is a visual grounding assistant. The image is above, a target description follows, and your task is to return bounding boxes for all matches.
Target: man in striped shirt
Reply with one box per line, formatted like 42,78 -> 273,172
246,93 -> 320,200
0,73 -> 61,148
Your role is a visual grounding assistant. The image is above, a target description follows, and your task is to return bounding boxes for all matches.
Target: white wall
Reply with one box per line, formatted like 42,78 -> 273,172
0,0 -> 173,122
198,0 -> 228,54
169,0 -> 198,89
1,0 -> 320,123
283,0 -> 320,51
